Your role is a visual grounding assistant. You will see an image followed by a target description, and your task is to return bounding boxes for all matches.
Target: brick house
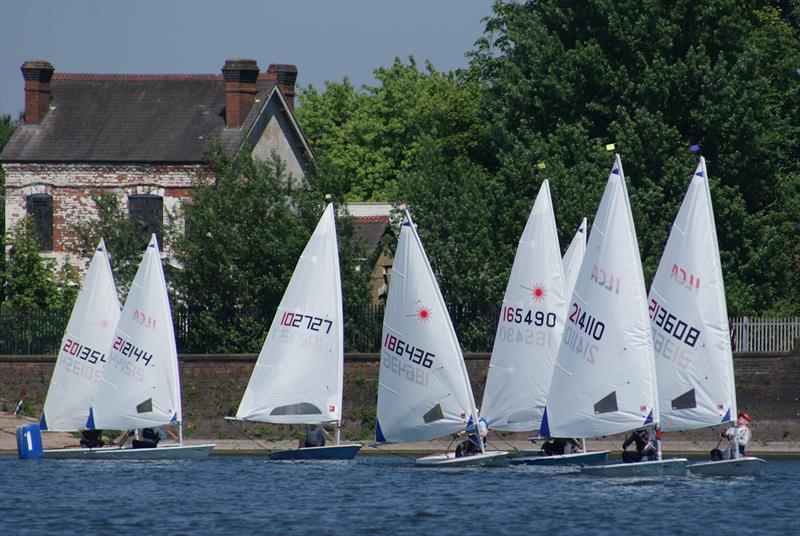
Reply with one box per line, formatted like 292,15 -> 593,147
0,58 -> 312,266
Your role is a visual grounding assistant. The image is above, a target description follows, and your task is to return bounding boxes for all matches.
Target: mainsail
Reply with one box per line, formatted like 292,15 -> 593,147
649,157 -> 737,431
235,203 -> 344,425
481,180 -> 567,431
90,235 -> 182,430
562,218 -> 587,300
41,239 -> 121,431
375,209 -> 478,443
544,154 -> 658,438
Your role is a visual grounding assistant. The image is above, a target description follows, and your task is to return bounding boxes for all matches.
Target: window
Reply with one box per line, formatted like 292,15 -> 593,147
26,194 -> 53,251
128,194 -> 163,248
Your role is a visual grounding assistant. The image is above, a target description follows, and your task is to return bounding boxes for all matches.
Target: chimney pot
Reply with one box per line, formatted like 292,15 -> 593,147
222,58 -> 260,128
267,64 -> 298,109
21,60 -> 54,125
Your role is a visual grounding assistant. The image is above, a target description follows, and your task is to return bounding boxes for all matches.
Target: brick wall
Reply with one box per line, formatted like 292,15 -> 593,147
3,163 -> 209,266
1,353 -> 797,440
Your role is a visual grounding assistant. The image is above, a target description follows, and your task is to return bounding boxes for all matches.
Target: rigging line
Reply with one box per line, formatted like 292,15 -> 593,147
224,419 -> 270,451
491,430 -> 521,452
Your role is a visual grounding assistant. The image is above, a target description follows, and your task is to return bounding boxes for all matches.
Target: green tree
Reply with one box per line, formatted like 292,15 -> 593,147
173,145 -> 370,353
0,114 -> 18,291
2,216 -> 74,311
297,57 -> 490,202
469,0 -> 800,314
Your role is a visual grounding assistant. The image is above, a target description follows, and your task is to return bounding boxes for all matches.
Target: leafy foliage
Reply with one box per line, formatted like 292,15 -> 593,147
70,191 -> 148,299
468,0 -> 800,314
2,216 -> 76,311
297,58 -> 489,202
172,145 -> 370,353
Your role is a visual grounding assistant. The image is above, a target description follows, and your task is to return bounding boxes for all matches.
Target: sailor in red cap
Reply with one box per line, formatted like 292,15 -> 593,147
719,412 -> 753,459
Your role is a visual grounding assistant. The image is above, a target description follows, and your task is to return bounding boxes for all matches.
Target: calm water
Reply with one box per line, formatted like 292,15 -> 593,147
1,454 -> 798,535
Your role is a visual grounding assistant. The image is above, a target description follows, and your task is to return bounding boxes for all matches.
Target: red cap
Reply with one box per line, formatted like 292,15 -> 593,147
738,412 -> 751,423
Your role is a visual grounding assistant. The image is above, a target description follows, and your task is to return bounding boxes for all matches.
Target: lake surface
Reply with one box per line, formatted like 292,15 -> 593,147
1,454 -> 798,535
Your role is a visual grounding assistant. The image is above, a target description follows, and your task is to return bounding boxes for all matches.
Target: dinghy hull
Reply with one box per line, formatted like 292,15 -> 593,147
43,443 -> 215,460
510,450 -> 610,466
268,444 -> 362,460
581,458 -> 688,477
415,451 -> 509,467
688,457 -> 765,477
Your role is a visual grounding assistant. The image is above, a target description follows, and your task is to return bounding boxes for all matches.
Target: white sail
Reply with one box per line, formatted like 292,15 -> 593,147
562,218 -> 587,299
90,235 -> 182,430
544,154 -> 658,438
41,239 -> 121,432
649,157 -> 736,431
375,210 -> 478,443
481,180 -> 567,431
235,204 -> 344,424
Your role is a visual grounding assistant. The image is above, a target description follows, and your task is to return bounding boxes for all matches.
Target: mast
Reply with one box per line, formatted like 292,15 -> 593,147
329,197 -> 345,447
402,207 -> 484,454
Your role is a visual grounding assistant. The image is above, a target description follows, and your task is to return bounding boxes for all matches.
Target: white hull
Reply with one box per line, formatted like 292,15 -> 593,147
43,443 -> 215,460
689,457 -> 765,477
415,451 -> 509,467
581,458 -> 688,477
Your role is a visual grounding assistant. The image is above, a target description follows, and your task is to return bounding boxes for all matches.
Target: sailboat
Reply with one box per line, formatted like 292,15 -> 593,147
562,218 -> 587,300
480,181 -> 607,466
542,154 -> 688,477
230,203 -> 361,460
375,207 -> 508,466
38,239 -> 121,457
649,158 -> 765,476
46,235 -> 215,459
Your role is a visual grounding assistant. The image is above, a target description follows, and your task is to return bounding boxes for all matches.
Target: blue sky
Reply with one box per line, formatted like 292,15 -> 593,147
0,0 -> 496,117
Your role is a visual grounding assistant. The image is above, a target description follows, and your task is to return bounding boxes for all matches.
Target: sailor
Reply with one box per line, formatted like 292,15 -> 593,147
456,413 -> 489,457
720,412 -> 752,458
132,426 -> 175,449
621,428 -> 657,463
79,429 -> 104,449
300,424 -> 331,448
541,437 -> 580,456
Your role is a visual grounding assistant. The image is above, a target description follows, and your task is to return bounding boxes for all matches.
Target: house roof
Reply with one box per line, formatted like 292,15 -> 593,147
353,218 -> 391,252
0,73 -> 287,163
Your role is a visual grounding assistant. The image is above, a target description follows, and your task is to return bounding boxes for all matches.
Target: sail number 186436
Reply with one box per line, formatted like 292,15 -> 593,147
384,334 -> 434,368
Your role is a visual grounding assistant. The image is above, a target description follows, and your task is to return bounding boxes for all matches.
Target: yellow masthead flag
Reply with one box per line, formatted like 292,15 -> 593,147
605,143 -> 616,151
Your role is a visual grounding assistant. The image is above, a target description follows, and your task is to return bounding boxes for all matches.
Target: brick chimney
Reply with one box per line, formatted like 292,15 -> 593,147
21,60 -> 54,125
222,58 -> 260,129
267,64 -> 298,109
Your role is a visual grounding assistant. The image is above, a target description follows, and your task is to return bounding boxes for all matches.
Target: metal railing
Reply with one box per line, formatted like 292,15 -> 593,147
2,305 -> 798,355
729,317 -> 800,353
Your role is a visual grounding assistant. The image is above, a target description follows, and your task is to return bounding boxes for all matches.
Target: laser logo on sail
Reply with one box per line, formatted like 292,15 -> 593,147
671,264 -> 700,290
590,265 -> 621,294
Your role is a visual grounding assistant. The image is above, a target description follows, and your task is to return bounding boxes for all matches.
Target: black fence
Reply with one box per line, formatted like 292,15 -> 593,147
0,304 -> 502,355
